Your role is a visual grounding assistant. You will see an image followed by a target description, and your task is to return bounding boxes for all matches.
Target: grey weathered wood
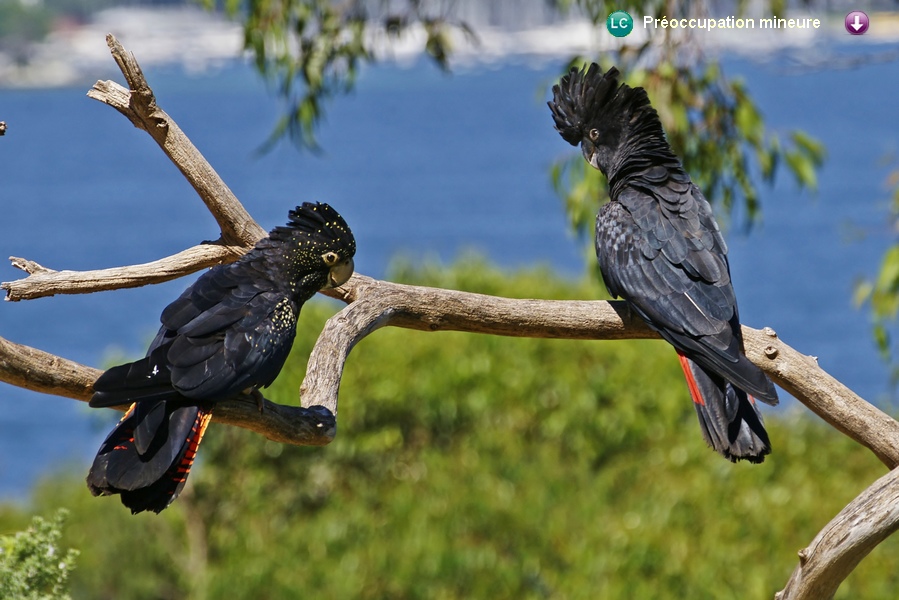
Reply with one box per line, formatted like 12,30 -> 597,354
87,34 -> 265,248
776,466 -> 899,600
3,244 -> 243,301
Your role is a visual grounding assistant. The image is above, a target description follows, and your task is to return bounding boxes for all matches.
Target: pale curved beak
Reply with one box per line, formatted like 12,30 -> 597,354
325,257 -> 354,288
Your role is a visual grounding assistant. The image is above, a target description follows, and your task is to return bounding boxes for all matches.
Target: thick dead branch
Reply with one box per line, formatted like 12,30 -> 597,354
776,466 -> 899,600
0,335 -> 100,401
87,34 -> 265,248
3,242 -> 244,302
311,275 -> 899,467
743,327 -> 899,470
0,273 -> 658,444
0,332 -> 335,446
304,274 -> 656,415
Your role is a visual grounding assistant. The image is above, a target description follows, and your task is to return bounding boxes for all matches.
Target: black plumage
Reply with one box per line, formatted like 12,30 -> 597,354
549,64 -> 777,463
87,202 -> 356,513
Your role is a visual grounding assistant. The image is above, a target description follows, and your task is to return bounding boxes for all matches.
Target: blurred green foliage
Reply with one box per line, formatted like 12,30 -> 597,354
0,509 -> 78,599
204,0 -> 472,150
0,0 -> 53,48
855,163 -> 899,381
4,259 -> 898,599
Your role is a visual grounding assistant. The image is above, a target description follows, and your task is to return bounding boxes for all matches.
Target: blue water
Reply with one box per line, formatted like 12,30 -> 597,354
1,48 -> 897,500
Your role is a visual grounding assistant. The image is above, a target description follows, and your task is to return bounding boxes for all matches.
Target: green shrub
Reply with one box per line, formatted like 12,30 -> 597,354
0,510 -> 77,600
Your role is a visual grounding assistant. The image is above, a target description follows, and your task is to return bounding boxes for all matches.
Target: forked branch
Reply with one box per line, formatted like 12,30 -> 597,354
87,34 -> 265,248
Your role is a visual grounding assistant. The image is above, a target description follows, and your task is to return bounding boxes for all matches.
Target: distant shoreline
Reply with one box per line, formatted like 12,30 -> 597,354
2,6 -> 898,89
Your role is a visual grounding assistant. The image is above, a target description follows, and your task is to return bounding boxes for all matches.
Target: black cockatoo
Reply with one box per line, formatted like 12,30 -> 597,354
548,63 -> 777,463
87,202 -> 356,513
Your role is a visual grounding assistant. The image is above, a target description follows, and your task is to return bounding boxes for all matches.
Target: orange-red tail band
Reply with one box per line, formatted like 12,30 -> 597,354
677,353 -> 705,406
171,409 -> 212,487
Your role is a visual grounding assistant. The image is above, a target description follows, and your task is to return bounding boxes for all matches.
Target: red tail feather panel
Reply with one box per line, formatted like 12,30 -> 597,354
676,351 -> 771,463
173,409 -> 211,485
87,401 -> 213,514
678,353 -> 705,406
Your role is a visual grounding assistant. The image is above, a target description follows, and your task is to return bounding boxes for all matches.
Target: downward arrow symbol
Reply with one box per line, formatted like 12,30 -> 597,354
852,15 -> 863,30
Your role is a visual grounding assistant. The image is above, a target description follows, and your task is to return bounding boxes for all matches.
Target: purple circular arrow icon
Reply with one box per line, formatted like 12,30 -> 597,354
845,11 -> 869,35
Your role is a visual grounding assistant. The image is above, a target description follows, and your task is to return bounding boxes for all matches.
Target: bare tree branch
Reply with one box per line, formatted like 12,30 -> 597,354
0,329 -> 337,446
776,465 -> 899,600
312,276 -> 899,461
87,34 -> 266,248
2,33 -> 266,301
303,274 -> 657,415
741,327 -> 899,470
3,243 -> 244,302
0,335 -> 100,401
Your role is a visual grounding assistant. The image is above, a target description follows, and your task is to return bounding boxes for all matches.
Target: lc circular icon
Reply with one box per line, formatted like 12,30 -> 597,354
607,11 -> 634,37
845,11 -> 869,35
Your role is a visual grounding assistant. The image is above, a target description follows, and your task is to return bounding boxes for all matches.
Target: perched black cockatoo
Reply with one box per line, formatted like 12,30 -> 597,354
548,63 -> 777,463
87,202 -> 356,513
